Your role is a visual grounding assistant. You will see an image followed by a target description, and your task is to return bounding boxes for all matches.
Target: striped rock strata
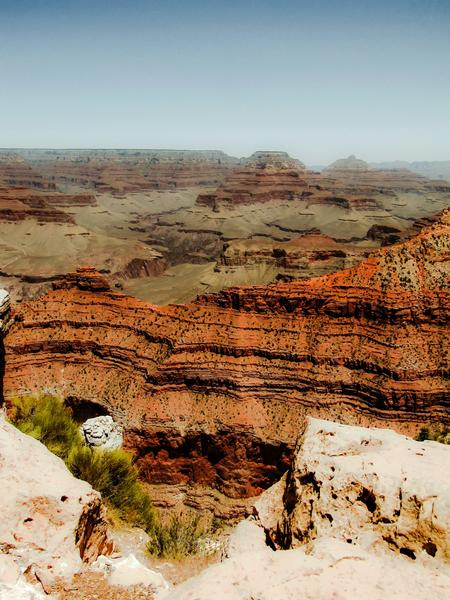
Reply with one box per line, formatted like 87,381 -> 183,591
3,210 -> 449,516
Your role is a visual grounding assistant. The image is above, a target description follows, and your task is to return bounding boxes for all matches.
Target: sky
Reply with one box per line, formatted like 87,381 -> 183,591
0,0 -> 449,164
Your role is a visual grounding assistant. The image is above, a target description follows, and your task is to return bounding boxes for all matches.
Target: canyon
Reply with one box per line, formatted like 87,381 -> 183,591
3,208 -> 449,518
0,149 -> 448,598
1,149 -> 449,304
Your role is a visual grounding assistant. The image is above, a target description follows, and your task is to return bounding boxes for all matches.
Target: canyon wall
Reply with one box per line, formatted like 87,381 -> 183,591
3,210 -> 449,515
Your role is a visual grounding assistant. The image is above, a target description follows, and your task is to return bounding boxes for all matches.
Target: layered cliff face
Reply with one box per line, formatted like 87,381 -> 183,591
23,150 -> 235,194
196,160 -> 309,209
1,150 -> 449,308
3,211 -> 449,515
219,234 -> 369,280
0,187 -> 96,223
0,152 -> 56,190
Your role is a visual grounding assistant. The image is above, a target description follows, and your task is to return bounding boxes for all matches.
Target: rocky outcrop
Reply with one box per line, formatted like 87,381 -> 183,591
0,289 -> 10,335
3,212 -> 449,514
219,234 -> 369,279
165,536 -> 450,600
324,154 -> 370,172
115,256 -> 168,279
196,155 -> 309,209
166,418 -> 450,600
0,186 -> 96,223
0,416 -> 112,595
81,416 -> 123,450
244,151 -> 306,170
254,418 -> 450,560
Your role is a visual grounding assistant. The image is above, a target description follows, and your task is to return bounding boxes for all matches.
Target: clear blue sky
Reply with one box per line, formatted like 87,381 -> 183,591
1,0 -> 449,163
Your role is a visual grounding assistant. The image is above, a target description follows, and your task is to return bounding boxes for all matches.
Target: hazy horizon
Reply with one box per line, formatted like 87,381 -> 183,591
2,146 -> 450,168
1,0 -> 450,163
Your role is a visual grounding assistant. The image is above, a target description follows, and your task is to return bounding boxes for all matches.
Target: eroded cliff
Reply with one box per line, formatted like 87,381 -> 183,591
3,211 -> 449,515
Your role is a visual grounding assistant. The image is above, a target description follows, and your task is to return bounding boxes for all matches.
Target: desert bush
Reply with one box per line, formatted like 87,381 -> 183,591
147,512 -> 204,559
67,444 -> 157,531
9,394 -> 156,531
10,394 -> 82,460
416,426 -> 450,444
10,394 -> 213,559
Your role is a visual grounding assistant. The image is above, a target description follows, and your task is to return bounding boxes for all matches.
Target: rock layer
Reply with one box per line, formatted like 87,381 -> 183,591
3,211 -> 450,514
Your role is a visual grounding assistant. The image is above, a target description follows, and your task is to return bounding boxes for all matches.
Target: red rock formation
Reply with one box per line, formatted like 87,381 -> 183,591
28,152 -> 235,194
0,152 -> 56,190
0,186 -> 96,223
220,234 -> 369,278
197,153 -> 450,216
197,158 -> 308,209
3,210 -> 449,516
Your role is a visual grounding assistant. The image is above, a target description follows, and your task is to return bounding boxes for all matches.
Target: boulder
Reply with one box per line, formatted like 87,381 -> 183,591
94,553 -> 170,594
0,415 -> 112,594
81,415 -> 123,450
255,418 -> 450,562
163,418 -> 450,599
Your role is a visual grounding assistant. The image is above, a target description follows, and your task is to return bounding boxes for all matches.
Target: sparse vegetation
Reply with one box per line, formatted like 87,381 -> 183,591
416,426 -> 450,445
147,513 -> 204,559
9,394 -> 220,559
10,393 -> 81,461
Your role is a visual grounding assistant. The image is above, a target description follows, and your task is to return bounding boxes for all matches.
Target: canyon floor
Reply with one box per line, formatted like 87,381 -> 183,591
1,150 -> 449,303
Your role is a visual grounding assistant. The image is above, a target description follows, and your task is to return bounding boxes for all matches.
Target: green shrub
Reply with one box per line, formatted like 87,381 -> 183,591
9,394 -> 156,531
9,394 -> 211,560
10,394 -> 82,460
147,513 -> 204,559
67,444 -> 156,531
416,426 -> 450,444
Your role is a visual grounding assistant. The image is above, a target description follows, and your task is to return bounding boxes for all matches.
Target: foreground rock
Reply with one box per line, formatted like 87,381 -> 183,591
164,418 -> 450,599
164,535 -> 449,600
0,416 -> 112,595
94,554 -> 169,595
255,418 -> 450,561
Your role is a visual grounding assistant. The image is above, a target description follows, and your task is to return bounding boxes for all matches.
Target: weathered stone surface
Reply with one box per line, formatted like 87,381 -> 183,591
0,290 -> 10,335
81,415 -> 123,450
0,416 -> 112,594
165,419 -> 450,599
254,417 -> 450,562
163,537 -> 450,600
94,553 -> 170,593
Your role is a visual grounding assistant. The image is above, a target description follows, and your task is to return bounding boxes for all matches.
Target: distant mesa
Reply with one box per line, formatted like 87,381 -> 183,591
197,151 -> 308,209
325,155 -> 370,172
244,151 -> 306,170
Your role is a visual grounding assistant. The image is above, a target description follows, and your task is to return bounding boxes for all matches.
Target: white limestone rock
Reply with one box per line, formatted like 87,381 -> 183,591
94,553 -> 170,594
0,415 -> 111,595
161,537 -> 450,600
163,418 -> 450,600
255,417 -> 450,562
81,415 -> 123,450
